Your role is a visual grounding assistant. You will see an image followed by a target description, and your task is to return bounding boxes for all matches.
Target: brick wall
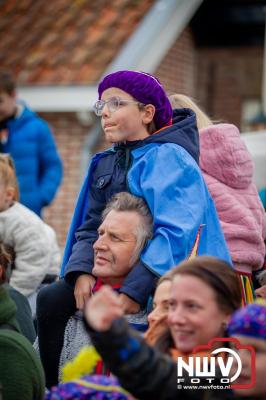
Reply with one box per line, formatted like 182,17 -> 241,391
197,47 -> 263,128
155,27 -> 197,97
39,112 -> 92,249
155,27 -> 263,129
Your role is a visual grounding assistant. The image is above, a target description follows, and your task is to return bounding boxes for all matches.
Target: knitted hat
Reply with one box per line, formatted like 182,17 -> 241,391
98,70 -> 173,130
228,300 -> 266,340
45,374 -> 131,399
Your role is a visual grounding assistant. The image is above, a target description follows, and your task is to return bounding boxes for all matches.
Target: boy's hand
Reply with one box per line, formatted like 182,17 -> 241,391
119,293 -> 140,314
74,274 -> 96,309
84,285 -> 123,331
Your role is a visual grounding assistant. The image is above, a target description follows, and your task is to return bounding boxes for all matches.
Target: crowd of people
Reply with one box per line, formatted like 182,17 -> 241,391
0,69 -> 266,400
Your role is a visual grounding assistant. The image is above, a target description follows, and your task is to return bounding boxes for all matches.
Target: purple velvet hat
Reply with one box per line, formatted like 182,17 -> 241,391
98,70 -> 173,130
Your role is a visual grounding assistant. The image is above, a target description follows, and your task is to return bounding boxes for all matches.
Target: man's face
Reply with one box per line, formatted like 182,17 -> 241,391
92,210 -> 142,284
0,91 -> 16,121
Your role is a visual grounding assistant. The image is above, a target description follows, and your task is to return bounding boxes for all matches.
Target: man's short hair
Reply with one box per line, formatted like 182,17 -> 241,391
102,192 -> 153,263
0,70 -> 16,95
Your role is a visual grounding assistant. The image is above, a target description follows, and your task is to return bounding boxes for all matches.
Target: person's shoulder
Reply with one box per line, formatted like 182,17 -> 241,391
2,203 -> 47,234
0,329 -> 35,357
138,142 -> 196,166
91,148 -> 117,175
21,106 -> 52,132
6,284 -> 29,305
6,202 -> 40,220
0,329 -> 45,389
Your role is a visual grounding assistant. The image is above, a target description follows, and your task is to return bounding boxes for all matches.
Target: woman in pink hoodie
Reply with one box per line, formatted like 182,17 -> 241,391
170,94 -> 266,304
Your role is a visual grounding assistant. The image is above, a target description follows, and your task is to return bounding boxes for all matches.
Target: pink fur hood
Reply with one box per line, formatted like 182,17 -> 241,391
200,124 -> 266,273
200,123 -> 254,189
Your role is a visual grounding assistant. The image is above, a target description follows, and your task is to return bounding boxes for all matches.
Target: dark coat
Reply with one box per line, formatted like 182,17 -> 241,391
4,283 -> 36,343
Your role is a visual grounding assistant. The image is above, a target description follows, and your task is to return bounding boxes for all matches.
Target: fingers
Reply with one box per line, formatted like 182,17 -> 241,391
84,286 -> 123,330
75,293 -> 90,310
74,274 -> 95,309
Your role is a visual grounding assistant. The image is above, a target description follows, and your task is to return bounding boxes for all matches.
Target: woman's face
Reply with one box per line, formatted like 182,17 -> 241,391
233,336 -> 266,397
168,274 -> 230,353
148,280 -> 172,327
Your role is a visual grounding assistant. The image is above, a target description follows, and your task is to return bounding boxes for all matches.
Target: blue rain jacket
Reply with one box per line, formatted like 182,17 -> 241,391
1,105 -> 63,216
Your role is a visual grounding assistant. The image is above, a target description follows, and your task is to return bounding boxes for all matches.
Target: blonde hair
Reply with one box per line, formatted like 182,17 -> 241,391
0,154 -> 19,201
169,94 -> 213,130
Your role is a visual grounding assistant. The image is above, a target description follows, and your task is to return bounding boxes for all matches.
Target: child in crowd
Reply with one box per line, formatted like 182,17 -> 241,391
170,94 -> 266,303
0,154 -> 61,312
0,241 -> 45,400
228,300 -> 266,398
61,70 -> 231,312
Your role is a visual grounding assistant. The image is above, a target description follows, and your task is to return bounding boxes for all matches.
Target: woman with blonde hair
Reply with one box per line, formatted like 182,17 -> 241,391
170,94 -> 212,129
170,94 -> 266,304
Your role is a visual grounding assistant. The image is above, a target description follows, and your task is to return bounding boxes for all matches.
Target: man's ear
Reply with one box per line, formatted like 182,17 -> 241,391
142,104 -> 156,125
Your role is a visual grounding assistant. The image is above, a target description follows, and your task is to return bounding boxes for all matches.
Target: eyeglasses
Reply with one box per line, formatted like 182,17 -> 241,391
93,96 -> 143,116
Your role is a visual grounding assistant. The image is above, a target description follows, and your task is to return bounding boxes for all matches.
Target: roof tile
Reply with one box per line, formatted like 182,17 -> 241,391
0,0 -> 154,85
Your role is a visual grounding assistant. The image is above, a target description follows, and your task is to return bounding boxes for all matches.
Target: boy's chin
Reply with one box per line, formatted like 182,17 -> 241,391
104,131 -> 119,143
105,131 -> 130,143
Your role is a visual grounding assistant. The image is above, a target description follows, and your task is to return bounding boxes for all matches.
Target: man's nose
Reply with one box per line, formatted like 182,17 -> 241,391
93,235 -> 108,251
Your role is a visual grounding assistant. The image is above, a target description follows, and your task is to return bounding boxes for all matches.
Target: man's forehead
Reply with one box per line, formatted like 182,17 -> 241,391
100,210 -> 141,233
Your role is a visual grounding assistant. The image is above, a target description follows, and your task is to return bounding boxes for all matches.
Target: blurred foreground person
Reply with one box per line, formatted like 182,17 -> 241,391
0,241 -> 45,400
228,300 -> 266,398
83,256 -> 242,400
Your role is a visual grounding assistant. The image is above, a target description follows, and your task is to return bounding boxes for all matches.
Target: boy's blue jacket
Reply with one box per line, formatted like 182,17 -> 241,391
1,105 -> 63,216
62,109 -> 231,305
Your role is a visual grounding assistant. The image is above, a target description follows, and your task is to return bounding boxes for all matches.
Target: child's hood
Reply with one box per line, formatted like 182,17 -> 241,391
142,108 -> 199,164
6,104 -> 38,129
199,123 -> 254,189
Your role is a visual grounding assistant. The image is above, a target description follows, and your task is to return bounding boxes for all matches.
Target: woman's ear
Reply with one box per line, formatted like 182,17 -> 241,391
223,313 -> 232,326
142,104 -> 156,125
